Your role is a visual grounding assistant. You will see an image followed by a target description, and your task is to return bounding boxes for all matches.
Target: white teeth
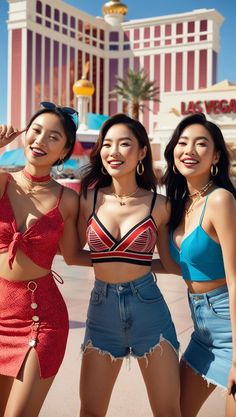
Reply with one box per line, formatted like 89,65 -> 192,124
109,161 -> 122,165
183,160 -> 197,164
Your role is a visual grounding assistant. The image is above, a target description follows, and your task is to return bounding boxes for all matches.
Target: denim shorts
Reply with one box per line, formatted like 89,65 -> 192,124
82,272 -> 179,359
183,285 -> 232,389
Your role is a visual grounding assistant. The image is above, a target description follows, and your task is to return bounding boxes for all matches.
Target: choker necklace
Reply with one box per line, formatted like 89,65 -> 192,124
185,180 -> 213,215
112,187 -> 139,206
22,168 -> 52,186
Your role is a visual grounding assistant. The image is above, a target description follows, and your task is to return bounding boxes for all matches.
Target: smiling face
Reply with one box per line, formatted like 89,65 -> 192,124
173,123 -> 220,180
24,112 -> 68,168
100,123 -> 146,179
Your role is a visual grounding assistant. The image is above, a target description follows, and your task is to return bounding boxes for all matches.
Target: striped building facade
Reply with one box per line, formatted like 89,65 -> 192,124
7,0 -> 223,134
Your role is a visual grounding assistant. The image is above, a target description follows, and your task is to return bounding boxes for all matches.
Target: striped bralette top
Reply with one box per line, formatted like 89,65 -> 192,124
86,189 -> 158,265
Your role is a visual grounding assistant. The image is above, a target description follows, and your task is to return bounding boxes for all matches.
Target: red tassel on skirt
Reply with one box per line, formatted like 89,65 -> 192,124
0,273 -> 69,379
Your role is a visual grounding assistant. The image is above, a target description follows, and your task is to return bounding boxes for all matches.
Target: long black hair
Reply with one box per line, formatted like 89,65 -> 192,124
27,108 -> 77,165
162,113 -> 236,230
80,113 -> 157,197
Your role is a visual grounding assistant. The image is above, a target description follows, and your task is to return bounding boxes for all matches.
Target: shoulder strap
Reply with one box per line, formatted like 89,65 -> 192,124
92,188 -> 99,212
199,195 -> 209,225
150,192 -> 157,214
199,188 -> 219,225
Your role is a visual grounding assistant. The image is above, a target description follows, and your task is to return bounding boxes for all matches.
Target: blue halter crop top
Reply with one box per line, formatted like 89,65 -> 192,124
169,192 -> 225,282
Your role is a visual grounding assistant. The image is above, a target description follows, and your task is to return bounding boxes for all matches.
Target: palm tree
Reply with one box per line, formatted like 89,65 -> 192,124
111,68 -> 160,120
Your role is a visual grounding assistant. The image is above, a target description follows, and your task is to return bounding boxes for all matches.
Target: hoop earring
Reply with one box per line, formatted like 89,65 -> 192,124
101,166 -> 108,175
211,164 -> 218,176
137,160 -> 144,176
173,164 -> 178,175
57,159 -> 64,173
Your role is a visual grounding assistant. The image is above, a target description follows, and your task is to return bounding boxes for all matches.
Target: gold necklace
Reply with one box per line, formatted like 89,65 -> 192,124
21,171 -> 52,194
185,180 -> 213,215
112,187 -> 139,206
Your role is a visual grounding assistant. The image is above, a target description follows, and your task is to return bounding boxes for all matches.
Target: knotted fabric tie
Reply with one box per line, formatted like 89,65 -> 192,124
8,232 -> 23,269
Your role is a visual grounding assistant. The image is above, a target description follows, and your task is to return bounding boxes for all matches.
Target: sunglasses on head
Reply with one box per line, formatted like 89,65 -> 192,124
40,101 -> 79,129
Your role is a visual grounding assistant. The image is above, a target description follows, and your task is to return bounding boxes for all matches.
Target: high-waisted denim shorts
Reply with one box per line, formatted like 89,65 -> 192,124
82,272 -> 179,359
183,284 -> 232,389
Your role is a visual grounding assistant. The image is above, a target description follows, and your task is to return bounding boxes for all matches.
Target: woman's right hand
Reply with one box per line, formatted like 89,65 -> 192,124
0,125 -> 26,148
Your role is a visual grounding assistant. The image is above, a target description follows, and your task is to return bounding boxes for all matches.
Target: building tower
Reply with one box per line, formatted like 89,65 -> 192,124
103,0 -> 128,26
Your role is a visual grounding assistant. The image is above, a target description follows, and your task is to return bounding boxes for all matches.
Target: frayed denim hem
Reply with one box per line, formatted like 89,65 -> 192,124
181,356 -> 227,392
81,335 -> 179,367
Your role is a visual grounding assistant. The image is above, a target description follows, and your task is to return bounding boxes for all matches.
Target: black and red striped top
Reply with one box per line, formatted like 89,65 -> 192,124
86,189 -> 158,266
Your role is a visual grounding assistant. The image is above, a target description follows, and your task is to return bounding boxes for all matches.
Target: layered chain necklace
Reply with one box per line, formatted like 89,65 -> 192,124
21,168 -> 52,193
112,187 -> 139,206
185,180 -> 213,215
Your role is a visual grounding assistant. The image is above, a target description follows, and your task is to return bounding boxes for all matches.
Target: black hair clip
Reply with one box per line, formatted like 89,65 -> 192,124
231,383 -> 236,400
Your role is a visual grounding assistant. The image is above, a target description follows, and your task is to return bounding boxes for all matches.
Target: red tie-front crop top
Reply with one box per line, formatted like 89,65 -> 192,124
87,189 -> 158,266
0,176 -> 64,269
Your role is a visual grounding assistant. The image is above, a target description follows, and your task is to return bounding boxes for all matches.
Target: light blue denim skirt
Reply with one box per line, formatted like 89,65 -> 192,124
82,272 -> 179,359
183,284 -> 232,389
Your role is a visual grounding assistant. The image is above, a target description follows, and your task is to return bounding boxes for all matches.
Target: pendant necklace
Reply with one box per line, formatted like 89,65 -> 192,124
112,187 -> 139,206
185,180 -> 213,215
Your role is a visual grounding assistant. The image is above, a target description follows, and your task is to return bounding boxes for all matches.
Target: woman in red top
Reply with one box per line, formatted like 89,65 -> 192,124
78,113 -> 181,417
0,103 -> 89,417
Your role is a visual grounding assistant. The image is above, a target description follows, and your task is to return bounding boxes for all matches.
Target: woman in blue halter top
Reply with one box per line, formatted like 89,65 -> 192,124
163,113 -> 236,417
78,114 -> 182,417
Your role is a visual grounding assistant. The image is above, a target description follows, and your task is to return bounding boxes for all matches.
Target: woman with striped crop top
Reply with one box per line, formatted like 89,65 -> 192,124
78,113 -> 181,417
0,104 -> 90,417
162,113 -> 236,417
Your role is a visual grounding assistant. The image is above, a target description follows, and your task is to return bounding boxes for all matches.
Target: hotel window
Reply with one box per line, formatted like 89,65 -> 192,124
92,27 -> 97,47
109,31 -> 119,50
188,21 -> 195,42
110,45 -> 119,51
45,5 -> 51,28
70,16 -> 75,38
144,27 -> 150,48
133,28 -> 139,49
85,23 -> 91,45
62,13 -> 68,35
54,9 -> 60,32
154,26 -> 160,47
110,32 -> 119,41
176,23 -> 183,44
165,24 -> 171,45
100,29 -> 105,49
123,31 -> 130,50
36,1 -> 42,24
78,20 -> 83,41
200,20 -> 208,41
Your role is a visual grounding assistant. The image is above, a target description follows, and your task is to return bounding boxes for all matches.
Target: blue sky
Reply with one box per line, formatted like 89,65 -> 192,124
0,0 -> 235,123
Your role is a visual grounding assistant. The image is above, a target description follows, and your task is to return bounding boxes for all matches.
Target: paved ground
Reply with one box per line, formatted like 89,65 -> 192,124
39,256 -> 225,417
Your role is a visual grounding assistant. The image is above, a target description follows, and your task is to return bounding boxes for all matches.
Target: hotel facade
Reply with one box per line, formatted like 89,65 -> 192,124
7,0 -> 236,157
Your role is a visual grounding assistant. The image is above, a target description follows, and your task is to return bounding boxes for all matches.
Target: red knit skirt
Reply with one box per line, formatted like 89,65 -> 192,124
0,272 -> 69,379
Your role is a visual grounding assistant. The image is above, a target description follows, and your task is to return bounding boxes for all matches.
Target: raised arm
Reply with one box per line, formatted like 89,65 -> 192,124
0,124 -> 26,147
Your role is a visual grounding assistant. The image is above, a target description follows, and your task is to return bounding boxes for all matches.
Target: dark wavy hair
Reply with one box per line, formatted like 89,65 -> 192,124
162,113 -> 236,230
80,113 -> 157,197
27,108 -> 76,165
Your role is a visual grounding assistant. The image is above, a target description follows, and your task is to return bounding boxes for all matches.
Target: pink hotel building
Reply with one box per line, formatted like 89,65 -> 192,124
7,0 -> 223,135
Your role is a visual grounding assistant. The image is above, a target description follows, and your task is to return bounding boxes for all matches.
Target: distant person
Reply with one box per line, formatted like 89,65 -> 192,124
77,113 -> 182,417
162,113 -> 236,417
0,102 -> 90,417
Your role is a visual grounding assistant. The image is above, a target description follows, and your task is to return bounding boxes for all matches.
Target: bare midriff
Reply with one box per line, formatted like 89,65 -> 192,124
185,277 -> 226,294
